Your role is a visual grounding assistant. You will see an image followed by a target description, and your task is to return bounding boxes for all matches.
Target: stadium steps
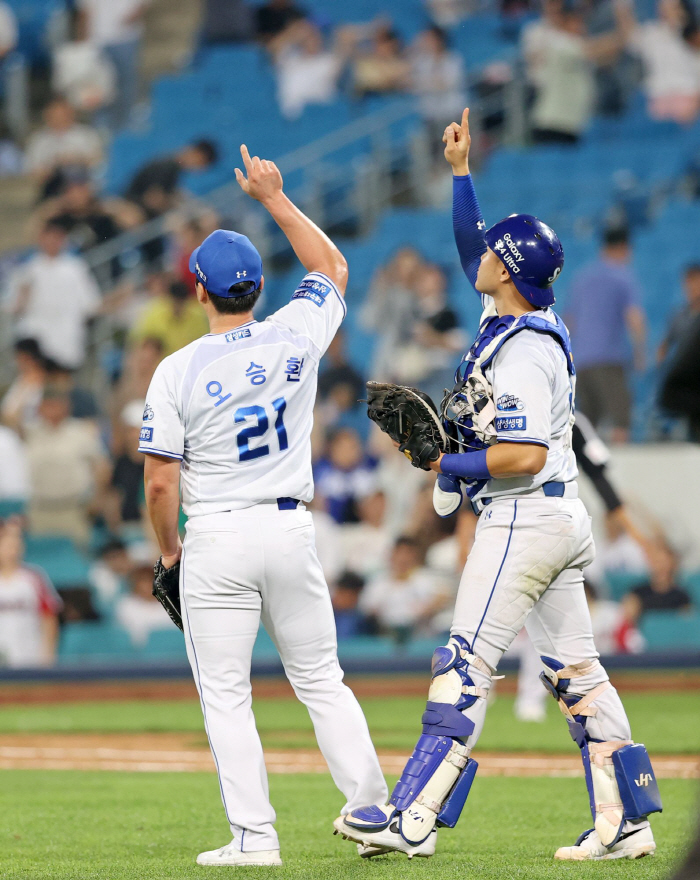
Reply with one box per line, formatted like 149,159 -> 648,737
0,174 -> 38,252
140,0 -> 203,86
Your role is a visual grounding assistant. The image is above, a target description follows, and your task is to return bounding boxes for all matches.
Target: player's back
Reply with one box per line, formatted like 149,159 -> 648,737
138,271 -> 346,515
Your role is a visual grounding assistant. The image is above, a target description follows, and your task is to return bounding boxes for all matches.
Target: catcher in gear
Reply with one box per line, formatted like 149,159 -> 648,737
152,557 -> 182,631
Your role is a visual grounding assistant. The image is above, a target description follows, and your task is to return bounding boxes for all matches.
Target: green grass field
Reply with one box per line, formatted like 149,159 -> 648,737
1,689 -> 697,880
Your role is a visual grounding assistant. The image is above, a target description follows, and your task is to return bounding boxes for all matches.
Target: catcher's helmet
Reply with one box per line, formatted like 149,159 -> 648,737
484,214 -> 564,308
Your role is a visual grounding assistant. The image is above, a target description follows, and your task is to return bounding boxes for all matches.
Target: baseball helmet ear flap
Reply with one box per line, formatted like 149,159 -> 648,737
484,214 -> 564,308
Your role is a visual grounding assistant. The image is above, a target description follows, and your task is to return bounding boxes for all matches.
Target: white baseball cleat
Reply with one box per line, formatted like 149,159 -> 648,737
334,815 -> 436,859
555,824 -> 655,861
196,843 -> 282,866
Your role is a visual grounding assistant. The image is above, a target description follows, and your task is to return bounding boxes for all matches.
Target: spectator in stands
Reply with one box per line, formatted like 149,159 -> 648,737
657,264 -> 700,363
332,571 -> 366,640
4,220 -> 102,371
359,535 -> 450,643
0,518 -> 62,668
88,538 -> 131,611
566,227 -> 647,443
201,0 -> 255,46
393,263 -> 466,402
272,20 -> 345,119
37,171 -> 123,257
171,213 -> 220,286
411,26 -> 466,141
43,360 -> 99,422
25,98 -> 104,201
0,339 -> 46,434
530,9 -> 622,143
0,120 -> 23,176
314,427 -> 378,524
658,297 -> 700,440
103,400 -> 146,538
0,2 -> 17,63
115,546 -> 174,647
361,246 -> 425,380
316,331 -> 366,438
108,336 -> 164,440
616,0 -> 700,124
77,0 -> 149,130
426,0 -> 471,27
124,139 -> 219,220
522,0 -> 563,95
585,579 -> 642,655
351,25 -> 410,100
129,277 -> 209,356
339,491 -> 393,581
256,0 -> 306,45
25,385 -> 109,545
52,12 -> 117,118
0,426 -> 29,513
622,541 -> 693,623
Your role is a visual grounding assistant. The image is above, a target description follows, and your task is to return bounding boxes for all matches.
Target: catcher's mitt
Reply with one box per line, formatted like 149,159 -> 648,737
153,557 -> 183,631
366,381 -> 450,470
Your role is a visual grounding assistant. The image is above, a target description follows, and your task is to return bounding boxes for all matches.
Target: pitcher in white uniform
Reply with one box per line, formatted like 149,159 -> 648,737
334,109 -> 661,862
140,146 -> 387,867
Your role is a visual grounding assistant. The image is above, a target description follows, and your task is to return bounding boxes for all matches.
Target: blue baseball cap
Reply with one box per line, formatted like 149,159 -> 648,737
189,229 -> 263,298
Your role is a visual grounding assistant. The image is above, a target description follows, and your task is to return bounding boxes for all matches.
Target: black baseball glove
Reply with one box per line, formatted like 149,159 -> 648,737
152,557 -> 183,631
366,381 -> 450,470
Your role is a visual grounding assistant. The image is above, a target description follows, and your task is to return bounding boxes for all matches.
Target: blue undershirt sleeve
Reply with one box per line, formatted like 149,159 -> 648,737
453,174 -> 487,293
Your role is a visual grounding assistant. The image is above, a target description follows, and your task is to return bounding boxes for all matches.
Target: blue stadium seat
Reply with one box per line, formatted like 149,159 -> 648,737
59,622 -> 135,659
144,628 -> 188,659
23,534 -> 91,588
639,612 -> 700,651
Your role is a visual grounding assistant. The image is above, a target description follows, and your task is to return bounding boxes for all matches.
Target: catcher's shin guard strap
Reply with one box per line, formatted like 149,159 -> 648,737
389,734 -> 471,845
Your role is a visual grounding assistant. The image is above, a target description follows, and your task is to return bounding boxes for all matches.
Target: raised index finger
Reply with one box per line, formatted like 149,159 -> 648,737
461,107 -> 470,131
240,144 -> 253,173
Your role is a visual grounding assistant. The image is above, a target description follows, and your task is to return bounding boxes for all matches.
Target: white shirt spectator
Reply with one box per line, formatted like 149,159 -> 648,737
521,17 -> 561,87
25,124 -> 103,176
53,41 -> 117,113
0,565 -> 62,667
7,252 -> 101,368
115,591 -> 173,647
631,20 -> 700,100
25,417 -> 104,506
531,28 -> 595,136
360,566 -> 446,630
339,522 -> 393,582
78,0 -> 148,47
411,49 -> 465,122
277,47 -> 342,119
0,2 -> 18,57
0,426 -> 29,502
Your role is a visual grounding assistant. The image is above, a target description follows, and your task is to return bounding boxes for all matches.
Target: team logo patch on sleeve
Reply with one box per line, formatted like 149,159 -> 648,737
495,416 -> 527,431
496,393 -> 524,412
291,278 -> 330,307
143,403 -> 154,421
139,427 -> 153,442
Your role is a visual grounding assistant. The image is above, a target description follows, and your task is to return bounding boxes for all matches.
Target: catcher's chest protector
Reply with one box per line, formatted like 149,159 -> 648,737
443,310 -> 575,452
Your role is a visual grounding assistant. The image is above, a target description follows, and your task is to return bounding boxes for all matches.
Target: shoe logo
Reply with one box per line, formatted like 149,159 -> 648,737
634,773 -> 653,787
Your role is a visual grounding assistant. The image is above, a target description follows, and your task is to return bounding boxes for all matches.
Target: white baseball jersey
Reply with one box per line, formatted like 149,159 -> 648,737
0,565 -> 62,667
138,272 -> 346,515
475,305 -> 578,502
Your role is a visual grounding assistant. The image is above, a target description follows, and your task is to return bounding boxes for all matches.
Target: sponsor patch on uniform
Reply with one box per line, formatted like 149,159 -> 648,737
143,403 -> 154,421
139,427 -> 153,442
225,328 -> 252,343
495,416 -> 527,432
291,278 -> 330,307
496,393 -> 524,412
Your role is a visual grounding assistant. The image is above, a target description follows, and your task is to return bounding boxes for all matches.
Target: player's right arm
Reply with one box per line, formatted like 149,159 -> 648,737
444,107 -> 487,292
235,145 -> 348,295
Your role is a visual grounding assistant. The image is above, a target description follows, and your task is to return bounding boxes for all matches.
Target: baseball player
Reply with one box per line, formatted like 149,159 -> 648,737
140,145 -> 387,867
334,109 -> 661,860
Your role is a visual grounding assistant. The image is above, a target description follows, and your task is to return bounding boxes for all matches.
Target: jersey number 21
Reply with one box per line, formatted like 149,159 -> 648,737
234,398 -> 288,461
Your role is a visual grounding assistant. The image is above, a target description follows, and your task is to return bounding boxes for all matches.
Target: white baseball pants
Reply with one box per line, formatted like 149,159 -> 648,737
180,504 -> 388,852
451,494 -> 632,749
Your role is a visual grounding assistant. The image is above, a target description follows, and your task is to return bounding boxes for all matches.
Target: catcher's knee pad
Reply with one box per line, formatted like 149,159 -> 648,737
540,656 -> 662,847
386,637 -> 491,845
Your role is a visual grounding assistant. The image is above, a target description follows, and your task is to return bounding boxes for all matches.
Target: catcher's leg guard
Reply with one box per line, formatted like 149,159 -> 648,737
346,636 -> 487,846
540,657 -> 662,847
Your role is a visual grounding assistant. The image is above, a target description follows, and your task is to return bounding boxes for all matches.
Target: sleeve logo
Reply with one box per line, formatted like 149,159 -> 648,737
496,393 -> 524,412
143,403 -> 154,421
291,278 -> 330,308
139,427 -> 153,442
495,416 -> 527,431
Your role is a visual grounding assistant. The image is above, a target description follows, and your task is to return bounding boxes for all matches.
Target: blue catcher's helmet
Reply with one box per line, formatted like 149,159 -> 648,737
484,214 -> 564,308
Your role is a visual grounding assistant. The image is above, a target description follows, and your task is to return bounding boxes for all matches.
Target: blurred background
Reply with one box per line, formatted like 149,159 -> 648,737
0,0 -> 699,688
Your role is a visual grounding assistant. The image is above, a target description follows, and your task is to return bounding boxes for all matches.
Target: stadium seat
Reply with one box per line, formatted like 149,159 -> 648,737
58,621 -> 136,659
143,628 -> 188,659
639,612 -> 700,652
23,534 -> 91,588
